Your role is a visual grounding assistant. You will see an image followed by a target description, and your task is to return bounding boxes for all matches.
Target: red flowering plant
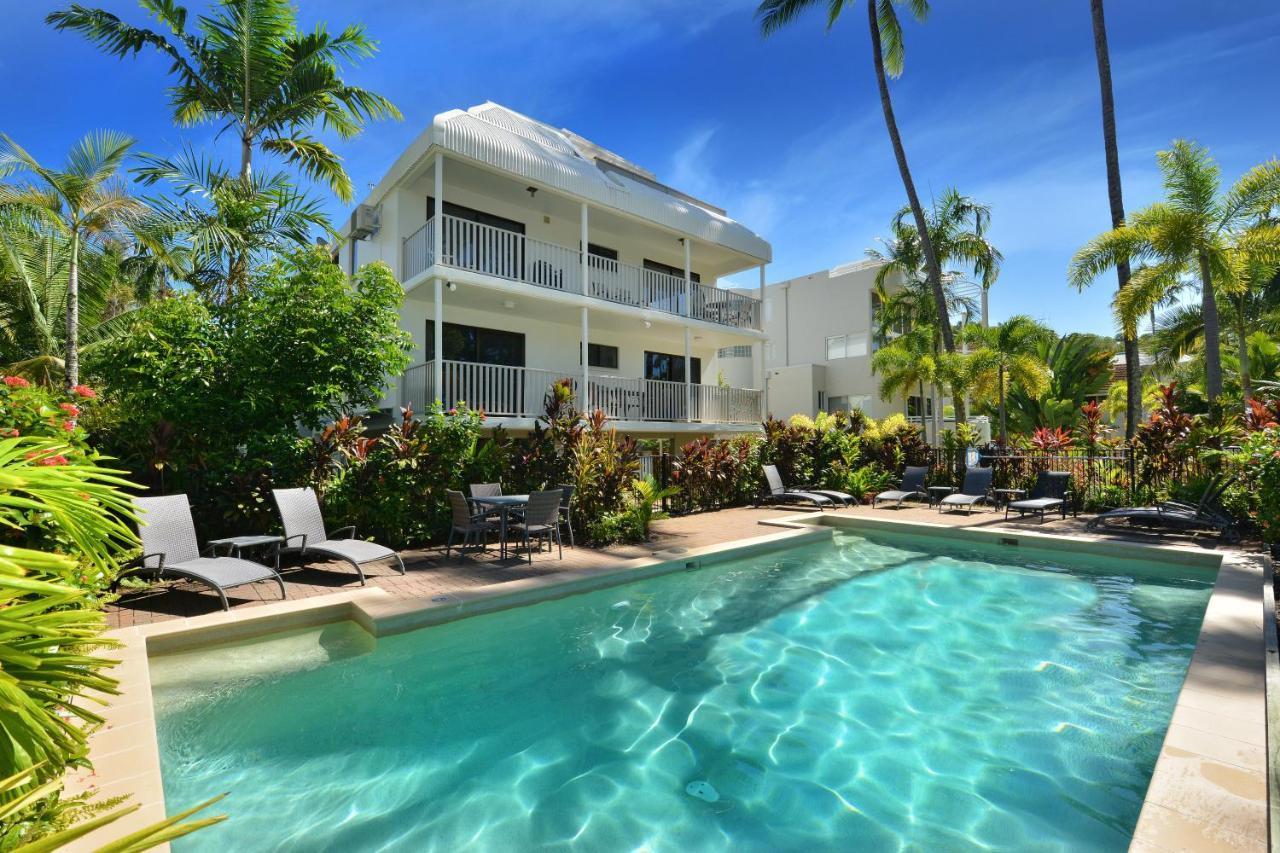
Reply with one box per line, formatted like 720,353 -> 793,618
0,378 -> 135,596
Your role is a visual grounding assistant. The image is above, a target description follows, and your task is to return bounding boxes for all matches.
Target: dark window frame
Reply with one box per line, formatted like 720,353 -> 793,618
426,197 -> 525,235
644,350 -> 701,384
580,342 -> 620,370
425,320 -> 526,367
643,258 -> 701,283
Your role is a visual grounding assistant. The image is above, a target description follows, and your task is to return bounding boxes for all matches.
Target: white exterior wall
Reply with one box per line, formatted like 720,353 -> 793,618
759,261 -> 901,420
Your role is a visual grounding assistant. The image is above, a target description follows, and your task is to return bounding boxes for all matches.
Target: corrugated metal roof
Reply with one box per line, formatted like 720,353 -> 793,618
370,102 -> 771,263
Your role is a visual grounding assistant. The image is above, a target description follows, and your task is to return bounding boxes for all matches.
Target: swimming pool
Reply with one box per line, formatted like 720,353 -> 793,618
151,528 -> 1215,851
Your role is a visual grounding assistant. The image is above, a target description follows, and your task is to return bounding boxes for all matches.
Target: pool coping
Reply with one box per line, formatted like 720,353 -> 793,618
66,515 -> 1267,852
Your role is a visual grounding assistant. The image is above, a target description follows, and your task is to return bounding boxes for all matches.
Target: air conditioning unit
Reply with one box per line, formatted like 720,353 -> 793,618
350,204 -> 381,239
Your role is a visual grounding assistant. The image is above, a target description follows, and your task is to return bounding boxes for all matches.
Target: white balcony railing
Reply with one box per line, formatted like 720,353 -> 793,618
400,361 -> 762,425
402,214 -> 760,330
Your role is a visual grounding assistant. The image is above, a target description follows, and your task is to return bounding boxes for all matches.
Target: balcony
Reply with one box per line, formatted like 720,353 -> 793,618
400,361 -> 762,426
402,215 -> 760,331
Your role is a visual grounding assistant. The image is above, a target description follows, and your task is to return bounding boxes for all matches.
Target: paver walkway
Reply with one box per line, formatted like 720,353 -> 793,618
105,502 -> 1223,629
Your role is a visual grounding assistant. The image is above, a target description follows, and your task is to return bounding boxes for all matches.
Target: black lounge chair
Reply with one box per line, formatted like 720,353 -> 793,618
873,465 -> 930,508
1086,476 -> 1239,543
132,495 -> 286,611
761,465 -> 834,509
1005,471 -> 1072,522
938,466 -> 995,514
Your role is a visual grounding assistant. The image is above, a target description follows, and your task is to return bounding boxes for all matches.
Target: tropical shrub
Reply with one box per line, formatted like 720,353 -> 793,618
589,476 -> 680,544
568,412 -> 640,538
1233,429 -> 1280,543
672,436 -> 758,513
85,252 -> 411,537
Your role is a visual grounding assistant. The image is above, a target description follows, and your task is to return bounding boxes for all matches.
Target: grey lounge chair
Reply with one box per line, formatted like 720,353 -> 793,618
874,466 -> 930,508
446,489 -> 499,555
273,487 -> 405,584
1086,476 -> 1239,543
508,489 -> 564,563
1005,471 -> 1073,522
761,465 -> 834,509
938,467 -> 995,514
133,494 -> 285,611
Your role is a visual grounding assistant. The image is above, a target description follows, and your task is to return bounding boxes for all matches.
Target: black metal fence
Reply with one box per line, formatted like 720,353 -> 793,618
925,445 -> 1223,512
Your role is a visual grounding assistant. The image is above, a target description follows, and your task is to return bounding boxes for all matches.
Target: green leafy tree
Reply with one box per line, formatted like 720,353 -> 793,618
134,147 -> 333,300
871,325 -> 958,443
963,315 -> 1054,444
757,0 -> 962,416
0,132 -> 145,389
48,0 -> 400,201
1070,141 -> 1280,403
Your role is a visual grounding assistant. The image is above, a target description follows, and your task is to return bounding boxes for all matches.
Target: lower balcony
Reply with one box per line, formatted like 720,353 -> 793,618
399,361 -> 762,427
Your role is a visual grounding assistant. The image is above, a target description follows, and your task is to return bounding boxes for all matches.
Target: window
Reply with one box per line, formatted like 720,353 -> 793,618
828,395 -> 871,414
817,390 -> 826,412
426,198 -> 525,235
581,342 -> 619,370
644,351 -> 701,383
717,345 -> 752,359
643,259 -> 701,283
907,396 -> 933,418
425,321 -> 525,366
825,333 -> 869,361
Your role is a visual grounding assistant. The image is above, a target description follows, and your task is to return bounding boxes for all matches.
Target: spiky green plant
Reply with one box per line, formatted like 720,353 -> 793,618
963,316 -> 1055,444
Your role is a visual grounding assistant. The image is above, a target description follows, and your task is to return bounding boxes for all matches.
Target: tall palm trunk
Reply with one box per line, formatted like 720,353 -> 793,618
65,231 -> 80,388
865,0 -> 965,451
1237,298 -> 1251,403
1198,250 -> 1223,402
241,136 -> 253,182
998,363 -> 1007,445
1089,0 -> 1141,439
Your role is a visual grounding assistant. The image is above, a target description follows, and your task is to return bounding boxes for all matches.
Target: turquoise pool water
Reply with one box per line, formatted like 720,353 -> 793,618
152,529 -> 1215,851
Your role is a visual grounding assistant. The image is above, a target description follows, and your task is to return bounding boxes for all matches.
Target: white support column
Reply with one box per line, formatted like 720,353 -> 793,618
684,327 -> 693,423
580,203 -> 589,296
581,307 -> 590,414
683,238 -> 692,318
433,153 -> 444,403
758,263 -> 768,418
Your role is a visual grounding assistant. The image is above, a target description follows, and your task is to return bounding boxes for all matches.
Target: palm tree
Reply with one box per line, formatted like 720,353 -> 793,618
1070,141 -> 1280,404
867,187 -> 1001,436
1002,333 -> 1117,435
871,325 -> 953,443
0,212 -> 137,385
0,132 -> 145,388
757,0 -> 958,404
47,0 -> 400,202
1087,0 -> 1141,439
962,315 -> 1054,444
134,147 -> 333,299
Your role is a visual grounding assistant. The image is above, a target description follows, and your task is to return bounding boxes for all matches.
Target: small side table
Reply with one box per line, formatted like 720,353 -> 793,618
207,535 -> 283,570
927,486 -> 955,508
993,488 -> 1026,509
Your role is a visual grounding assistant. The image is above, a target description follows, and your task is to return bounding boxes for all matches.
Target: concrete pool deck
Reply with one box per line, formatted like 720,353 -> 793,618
75,506 -> 1268,851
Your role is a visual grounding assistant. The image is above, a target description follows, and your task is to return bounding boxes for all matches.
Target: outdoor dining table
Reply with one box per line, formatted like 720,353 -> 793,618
467,494 -> 529,559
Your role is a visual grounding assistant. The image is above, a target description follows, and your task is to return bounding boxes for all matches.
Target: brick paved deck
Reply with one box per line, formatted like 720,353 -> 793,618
105,501 -> 1233,630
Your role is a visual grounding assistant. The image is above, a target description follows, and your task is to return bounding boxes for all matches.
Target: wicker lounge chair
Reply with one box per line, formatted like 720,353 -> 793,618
273,487 -> 405,584
761,465 -> 834,509
938,467 -> 995,514
1005,471 -> 1073,522
1085,476 -> 1239,542
133,494 -> 285,611
873,466 -> 930,508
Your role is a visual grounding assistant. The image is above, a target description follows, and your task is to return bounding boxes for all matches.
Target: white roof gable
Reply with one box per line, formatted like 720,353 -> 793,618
365,102 -> 771,263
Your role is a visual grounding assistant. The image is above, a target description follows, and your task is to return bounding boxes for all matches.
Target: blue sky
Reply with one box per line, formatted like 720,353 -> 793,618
3,0 -> 1278,335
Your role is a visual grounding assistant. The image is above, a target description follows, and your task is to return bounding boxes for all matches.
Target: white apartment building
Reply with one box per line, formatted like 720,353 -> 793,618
334,102 -> 771,438
723,259 -> 990,441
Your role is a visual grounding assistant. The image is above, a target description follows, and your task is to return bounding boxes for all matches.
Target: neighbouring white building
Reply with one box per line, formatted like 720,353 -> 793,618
334,102 -> 770,439
724,259 -> 990,441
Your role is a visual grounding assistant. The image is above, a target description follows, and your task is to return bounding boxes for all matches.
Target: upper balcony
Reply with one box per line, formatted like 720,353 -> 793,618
402,214 -> 761,330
